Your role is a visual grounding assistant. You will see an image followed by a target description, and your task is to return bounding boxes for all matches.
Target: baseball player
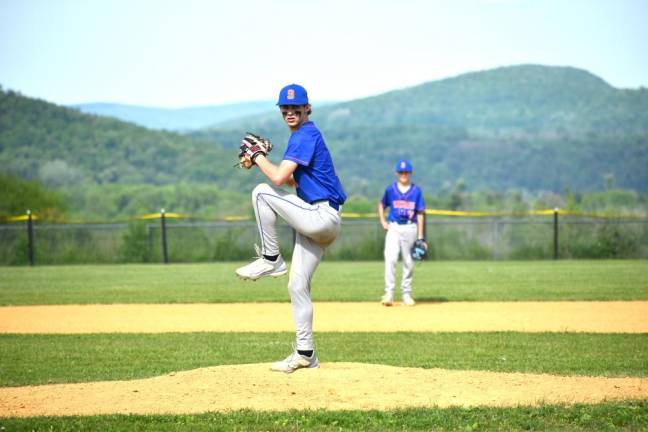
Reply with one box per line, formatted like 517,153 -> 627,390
236,83 -> 346,373
378,160 -> 426,306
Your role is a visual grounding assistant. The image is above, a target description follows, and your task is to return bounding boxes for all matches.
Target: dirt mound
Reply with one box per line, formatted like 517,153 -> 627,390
2,363 -> 646,418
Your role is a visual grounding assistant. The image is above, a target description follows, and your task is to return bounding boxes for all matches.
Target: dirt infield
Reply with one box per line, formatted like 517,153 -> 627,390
1,301 -> 647,333
1,301 -> 647,417
2,363 -> 647,417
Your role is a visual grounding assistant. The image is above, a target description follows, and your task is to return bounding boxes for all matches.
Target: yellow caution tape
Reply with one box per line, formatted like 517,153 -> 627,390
223,215 -> 252,221
531,209 -> 557,216
5,214 -> 38,222
4,209 -> 645,224
342,209 -> 646,219
137,212 -> 187,220
340,212 -> 378,218
426,209 -> 506,217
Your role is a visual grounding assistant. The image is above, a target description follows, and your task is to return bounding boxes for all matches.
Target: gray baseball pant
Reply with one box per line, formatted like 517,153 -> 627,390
384,222 -> 417,296
252,183 -> 341,351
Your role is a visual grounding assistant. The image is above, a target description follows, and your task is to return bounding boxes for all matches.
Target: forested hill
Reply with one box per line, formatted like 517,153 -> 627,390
194,65 -> 648,194
0,87 -> 254,190
2,65 -> 648,201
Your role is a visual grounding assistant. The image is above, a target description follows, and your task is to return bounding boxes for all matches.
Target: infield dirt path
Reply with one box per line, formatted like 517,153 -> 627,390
1,301 -> 647,334
1,301 -> 647,417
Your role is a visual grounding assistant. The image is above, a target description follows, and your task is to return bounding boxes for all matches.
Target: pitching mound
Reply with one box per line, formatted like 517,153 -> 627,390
2,363 -> 646,417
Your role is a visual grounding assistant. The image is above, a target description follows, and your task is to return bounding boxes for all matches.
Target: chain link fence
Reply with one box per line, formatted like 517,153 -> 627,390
1,216 -> 647,265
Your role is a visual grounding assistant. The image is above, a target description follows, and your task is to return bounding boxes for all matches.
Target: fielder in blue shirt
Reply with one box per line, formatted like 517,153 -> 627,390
378,160 -> 426,306
236,83 -> 346,373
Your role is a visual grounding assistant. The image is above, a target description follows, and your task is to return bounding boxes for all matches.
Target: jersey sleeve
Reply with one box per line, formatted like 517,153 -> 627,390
283,132 -> 316,166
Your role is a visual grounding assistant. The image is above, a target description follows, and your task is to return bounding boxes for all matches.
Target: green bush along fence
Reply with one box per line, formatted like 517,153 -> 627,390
1,216 -> 647,265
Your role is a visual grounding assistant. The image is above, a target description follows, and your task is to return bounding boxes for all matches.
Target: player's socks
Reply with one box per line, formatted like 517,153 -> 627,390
298,350 -> 313,357
263,254 -> 279,262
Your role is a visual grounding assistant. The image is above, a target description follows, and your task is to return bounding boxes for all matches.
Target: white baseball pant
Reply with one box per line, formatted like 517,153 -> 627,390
252,183 -> 342,351
384,222 -> 417,296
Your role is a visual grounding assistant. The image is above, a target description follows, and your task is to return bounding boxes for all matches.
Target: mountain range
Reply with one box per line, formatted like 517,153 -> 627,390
71,101 -> 275,131
2,65 -> 647,203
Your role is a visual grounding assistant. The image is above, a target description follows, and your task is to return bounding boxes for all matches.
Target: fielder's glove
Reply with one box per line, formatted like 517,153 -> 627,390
411,239 -> 428,261
237,132 -> 273,169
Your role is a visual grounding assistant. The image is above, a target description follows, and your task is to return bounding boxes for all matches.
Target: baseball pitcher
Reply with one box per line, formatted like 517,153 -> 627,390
235,83 -> 346,373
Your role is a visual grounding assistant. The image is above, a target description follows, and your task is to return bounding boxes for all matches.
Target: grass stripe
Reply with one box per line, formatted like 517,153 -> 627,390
1,401 -> 647,431
1,261 -> 647,305
1,332 -> 647,386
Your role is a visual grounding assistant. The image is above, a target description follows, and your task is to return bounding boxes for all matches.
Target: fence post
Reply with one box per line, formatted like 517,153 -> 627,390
553,208 -> 559,260
26,209 -> 34,266
160,209 -> 169,264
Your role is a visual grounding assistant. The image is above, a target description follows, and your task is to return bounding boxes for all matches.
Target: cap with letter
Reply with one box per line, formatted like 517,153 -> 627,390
277,84 -> 309,106
395,159 -> 413,173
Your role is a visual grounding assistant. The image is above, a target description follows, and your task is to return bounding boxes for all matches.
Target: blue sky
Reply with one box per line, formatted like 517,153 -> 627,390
1,0 -> 647,107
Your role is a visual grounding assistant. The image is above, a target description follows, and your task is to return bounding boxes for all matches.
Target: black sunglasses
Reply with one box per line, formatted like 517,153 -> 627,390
281,109 -> 302,117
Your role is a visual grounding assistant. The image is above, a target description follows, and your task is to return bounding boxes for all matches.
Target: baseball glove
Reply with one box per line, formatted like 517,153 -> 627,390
237,132 -> 273,169
411,239 -> 428,261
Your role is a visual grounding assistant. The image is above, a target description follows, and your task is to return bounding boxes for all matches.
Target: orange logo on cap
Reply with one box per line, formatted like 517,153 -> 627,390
287,89 -> 295,100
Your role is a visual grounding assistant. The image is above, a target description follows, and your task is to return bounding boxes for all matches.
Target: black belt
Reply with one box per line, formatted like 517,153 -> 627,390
313,200 -> 339,211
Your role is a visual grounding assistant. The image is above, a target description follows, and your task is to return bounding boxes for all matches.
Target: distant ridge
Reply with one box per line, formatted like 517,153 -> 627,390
71,101 -> 275,131
0,87 -> 239,188
72,100 -> 342,131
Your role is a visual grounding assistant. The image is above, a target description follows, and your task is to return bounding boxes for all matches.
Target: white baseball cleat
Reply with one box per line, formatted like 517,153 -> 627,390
402,294 -> 416,306
236,246 -> 287,281
381,293 -> 394,306
271,351 -> 320,373
235,257 -> 287,280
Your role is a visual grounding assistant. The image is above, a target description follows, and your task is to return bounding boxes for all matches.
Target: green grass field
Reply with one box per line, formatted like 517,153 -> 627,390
1,260 -> 647,431
1,260 -> 647,305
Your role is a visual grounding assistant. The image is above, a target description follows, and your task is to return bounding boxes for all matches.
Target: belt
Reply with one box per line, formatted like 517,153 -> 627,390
313,200 -> 340,211
392,220 -> 414,225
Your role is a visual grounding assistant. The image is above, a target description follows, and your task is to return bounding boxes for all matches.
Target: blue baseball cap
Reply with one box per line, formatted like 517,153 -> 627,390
277,84 -> 309,106
395,160 -> 413,172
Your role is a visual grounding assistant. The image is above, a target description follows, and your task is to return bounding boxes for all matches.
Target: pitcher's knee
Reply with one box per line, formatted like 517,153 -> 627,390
252,183 -> 273,202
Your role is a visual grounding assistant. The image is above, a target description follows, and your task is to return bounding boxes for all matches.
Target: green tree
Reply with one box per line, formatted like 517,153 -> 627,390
0,172 -> 65,220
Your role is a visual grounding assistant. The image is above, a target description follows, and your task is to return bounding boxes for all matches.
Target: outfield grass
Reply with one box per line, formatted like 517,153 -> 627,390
1,260 -> 647,305
1,332 -> 647,387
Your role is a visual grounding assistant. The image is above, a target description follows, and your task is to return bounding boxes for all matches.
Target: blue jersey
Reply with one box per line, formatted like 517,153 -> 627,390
283,121 -> 346,206
381,182 -> 425,224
